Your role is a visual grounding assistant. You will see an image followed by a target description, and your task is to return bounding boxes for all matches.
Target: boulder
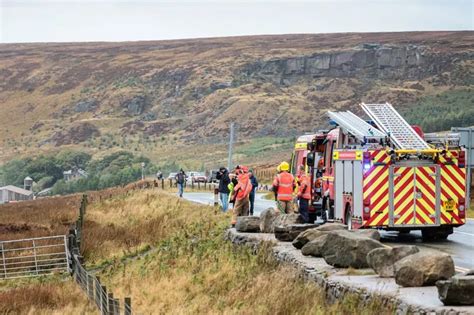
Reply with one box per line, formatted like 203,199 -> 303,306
274,223 -> 319,242
320,230 -> 384,268
259,208 -> 281,233
235,216 -> 260,233
354,229 -> 381,241
301,234 -> 329,256
394,252 -> 455,287
436,275 -> 474,305
292,223 -> 347,249
367,245 -> 419,277
272,213 -> 302,227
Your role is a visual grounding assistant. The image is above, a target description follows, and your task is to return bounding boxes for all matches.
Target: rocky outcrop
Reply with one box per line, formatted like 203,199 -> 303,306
292,223 -> 347,249
320,230 -> 384,268
235,216 -> 260,233
52,122 -> 100,146
394,252 -> 455,287
259,208 -> 281,233
122,95 -> 147,115
240,44 -> 466,84
274,223 -> 319,242
436,272 -> 474,306
367,246 -> 419,277
74,99 -> 98,113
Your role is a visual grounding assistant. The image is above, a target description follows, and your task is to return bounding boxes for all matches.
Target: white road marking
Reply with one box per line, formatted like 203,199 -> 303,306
453,231 -> 474,237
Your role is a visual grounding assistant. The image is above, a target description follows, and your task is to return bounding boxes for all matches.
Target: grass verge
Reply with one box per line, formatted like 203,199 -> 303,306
84,190 -> 394,314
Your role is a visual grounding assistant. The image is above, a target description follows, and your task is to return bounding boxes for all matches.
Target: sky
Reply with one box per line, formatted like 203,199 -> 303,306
0,0 -> 473,43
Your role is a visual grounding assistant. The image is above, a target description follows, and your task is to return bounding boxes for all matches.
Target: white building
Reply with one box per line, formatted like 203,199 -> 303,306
63,168 -> 88,182
0,185 -> 34,204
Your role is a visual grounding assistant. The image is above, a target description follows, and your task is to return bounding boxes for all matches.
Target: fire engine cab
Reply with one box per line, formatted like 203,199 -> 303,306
302,103 -> 467,240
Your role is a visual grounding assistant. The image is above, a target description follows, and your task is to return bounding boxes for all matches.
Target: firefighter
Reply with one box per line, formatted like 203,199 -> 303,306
231,166 -> 253,227
272,161 -> 296,214
297,166 -> 311,223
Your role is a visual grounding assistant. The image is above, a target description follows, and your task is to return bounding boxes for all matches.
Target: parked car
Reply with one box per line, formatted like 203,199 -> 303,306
167,172 -> 177,180
185,171 -> 200,183
207,170 -> 219,183
192,172 -> 207,183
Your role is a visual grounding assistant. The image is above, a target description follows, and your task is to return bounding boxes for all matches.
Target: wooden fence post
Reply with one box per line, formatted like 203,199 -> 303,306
124,297 -> 132,315
161,178 -> 165,189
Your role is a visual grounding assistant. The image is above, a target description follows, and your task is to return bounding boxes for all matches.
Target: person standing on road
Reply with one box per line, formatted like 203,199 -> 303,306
216,167 -> 230,212
297,166 -> 311,223
248,169 -> 259,216
272,161 -> 296,214
175,169 -> 186,198
231,166 -> 253,227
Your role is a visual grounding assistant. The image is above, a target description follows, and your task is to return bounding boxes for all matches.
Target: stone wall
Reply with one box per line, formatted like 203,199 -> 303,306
225,229 -> 473,315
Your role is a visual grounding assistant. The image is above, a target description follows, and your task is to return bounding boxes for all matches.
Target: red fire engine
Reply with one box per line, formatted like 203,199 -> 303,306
294,103 -> 467,240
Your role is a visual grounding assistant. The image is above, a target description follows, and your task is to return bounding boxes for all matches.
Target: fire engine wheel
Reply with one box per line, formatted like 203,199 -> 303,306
345,205 -> 352,230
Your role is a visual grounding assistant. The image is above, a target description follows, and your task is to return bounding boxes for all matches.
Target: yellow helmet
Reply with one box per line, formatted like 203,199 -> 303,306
279,161 -> 290,171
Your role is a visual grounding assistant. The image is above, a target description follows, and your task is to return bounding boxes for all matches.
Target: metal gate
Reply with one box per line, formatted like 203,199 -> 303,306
389,165 -> 440,227
0,235 -> 70,279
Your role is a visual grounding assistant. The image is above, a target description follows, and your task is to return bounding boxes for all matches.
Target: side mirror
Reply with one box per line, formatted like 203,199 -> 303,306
307,152 -> 315,166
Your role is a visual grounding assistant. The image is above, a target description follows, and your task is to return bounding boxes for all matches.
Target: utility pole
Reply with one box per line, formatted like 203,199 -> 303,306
141,162 -> 145,180
227,122 -> 235,170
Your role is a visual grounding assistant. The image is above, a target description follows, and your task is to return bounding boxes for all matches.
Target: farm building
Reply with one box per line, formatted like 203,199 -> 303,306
0,185 -> 34,204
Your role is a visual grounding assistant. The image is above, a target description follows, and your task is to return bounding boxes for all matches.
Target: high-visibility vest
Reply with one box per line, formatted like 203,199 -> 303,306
234,173 -> 252,200
273,172 -> 294,201
298,175 -> 311,200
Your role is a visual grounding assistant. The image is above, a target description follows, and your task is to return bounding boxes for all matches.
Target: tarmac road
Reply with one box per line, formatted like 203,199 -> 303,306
183,192 -> 474,271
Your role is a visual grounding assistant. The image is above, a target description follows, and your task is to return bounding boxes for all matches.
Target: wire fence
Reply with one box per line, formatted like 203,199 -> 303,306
68,194 -> 133,315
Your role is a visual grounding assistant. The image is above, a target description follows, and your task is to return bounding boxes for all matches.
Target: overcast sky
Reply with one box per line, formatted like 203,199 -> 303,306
1,0 -> 472,43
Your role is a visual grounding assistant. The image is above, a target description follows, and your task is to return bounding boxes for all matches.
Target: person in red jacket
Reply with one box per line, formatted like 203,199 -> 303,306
272,161 -> 295,214
231,165 -> 253,227
297,166 -> 311,223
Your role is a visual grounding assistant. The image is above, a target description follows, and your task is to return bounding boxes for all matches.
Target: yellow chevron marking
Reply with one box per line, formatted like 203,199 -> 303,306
370,212 -> 386,226
363,167 -> 388,199
371,194 -> 389,213
397,206 -> 414,225
364,172 -> 389,201
442,166 -> 465,189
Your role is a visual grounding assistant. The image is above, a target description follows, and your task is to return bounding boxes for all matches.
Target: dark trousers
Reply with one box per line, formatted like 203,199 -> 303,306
249,191 -> 255,215
298,198 -> 309,223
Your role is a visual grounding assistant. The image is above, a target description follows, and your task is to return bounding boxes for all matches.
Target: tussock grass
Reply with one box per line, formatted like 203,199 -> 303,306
0,276 -> 95,314
85,190 -> 394,314
0,195 -> 81,241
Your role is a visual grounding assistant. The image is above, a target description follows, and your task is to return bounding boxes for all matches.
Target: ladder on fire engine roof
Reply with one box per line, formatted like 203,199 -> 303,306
361,102 -> 430,150
327,110 -> 386,143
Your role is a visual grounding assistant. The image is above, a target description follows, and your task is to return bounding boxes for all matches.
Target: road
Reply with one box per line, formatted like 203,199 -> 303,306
183,192 -> 474,271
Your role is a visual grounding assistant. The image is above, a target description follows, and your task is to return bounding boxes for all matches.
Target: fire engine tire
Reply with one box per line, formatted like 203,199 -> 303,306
345,205 -> 352,230
421,227 -> 452,241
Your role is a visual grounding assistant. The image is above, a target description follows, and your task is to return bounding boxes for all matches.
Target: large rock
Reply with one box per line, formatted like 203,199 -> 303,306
367,245 -> 419,277
272,213 -> 302,227
301,234 -> 329,256
437,274 -> 474,305
354,229 -> 381,241
320,230 -> 384,268
394,252 -> 455,287
274,224 -> 319,242
259,208 -> 281,233
235,216 -> 260,233
292,223 -> 347,249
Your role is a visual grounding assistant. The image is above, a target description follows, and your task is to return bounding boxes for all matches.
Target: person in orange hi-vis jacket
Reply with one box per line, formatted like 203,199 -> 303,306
231,165 -> 253,227
272,161 -> 296,214
297,167 -> 311,223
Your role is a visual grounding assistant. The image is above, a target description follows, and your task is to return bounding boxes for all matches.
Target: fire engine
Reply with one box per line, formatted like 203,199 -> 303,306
294,103 -> 467,240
